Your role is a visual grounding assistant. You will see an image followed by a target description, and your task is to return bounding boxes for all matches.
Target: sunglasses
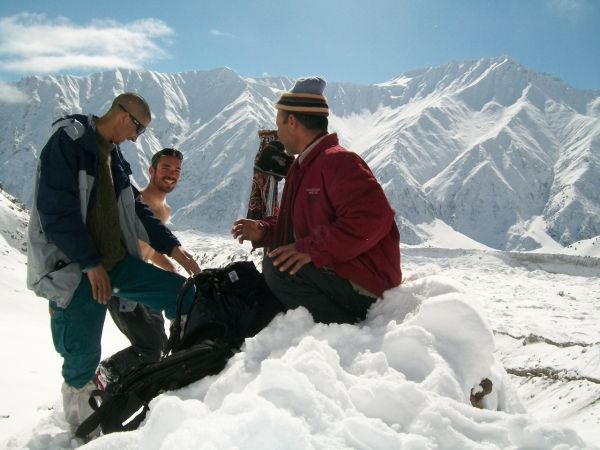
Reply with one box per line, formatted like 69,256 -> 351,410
118,104 -> 146,135
151,148 -> 183,166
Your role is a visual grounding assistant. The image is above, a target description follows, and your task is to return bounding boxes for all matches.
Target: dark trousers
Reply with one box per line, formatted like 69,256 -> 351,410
106,300 -> 168,375
262,256 -> 376,324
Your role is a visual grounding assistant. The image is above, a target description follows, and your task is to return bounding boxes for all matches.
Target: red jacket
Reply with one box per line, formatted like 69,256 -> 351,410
259,133 -> 401,297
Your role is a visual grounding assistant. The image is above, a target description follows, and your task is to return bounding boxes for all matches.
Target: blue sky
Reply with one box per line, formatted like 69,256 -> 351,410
0,0 -> 598,91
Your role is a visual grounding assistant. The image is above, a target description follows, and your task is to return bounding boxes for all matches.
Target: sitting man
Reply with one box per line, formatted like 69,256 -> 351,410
232,77 -> 401,324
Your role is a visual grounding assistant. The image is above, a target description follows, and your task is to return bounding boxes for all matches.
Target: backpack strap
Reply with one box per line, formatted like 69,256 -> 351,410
165,275 -> 197,354
76,391 -> 149,438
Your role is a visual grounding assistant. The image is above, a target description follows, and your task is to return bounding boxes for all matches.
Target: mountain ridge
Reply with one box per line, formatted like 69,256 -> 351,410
1,56 -> 598,251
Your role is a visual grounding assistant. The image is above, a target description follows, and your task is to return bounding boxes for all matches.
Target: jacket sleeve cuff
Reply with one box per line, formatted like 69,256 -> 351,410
165,240 -> 182,257
81,258 -> 101,273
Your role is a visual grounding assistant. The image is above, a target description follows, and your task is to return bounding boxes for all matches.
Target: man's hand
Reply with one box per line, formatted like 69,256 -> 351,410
87,265 -> 112,304
170,246 -> 201,275
231,219 -> 266,243
268,244 -> 312,275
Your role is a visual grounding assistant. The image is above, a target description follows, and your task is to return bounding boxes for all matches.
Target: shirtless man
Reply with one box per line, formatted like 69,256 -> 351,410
138,148 -> 183,272
98,148 -> 186,389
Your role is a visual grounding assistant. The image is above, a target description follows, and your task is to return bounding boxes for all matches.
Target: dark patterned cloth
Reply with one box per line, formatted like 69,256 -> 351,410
247,171 -> 280,220
246,130 -> 281,220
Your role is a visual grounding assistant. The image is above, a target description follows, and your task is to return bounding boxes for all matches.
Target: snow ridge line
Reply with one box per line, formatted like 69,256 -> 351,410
500,251 -> 600,272
494,330 -> 599,348
506,367 -> 600,385
404,247 -> 600,266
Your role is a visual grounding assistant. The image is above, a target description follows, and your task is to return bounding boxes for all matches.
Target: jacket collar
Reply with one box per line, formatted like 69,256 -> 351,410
298,133 -> 339,167
69,114 -> 131,174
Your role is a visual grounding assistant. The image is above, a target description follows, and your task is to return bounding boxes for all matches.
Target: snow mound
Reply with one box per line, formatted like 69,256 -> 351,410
9,269 -> 577,449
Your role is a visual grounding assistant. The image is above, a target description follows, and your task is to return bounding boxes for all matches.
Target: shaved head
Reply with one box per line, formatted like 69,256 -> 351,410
110,92 -> 151,122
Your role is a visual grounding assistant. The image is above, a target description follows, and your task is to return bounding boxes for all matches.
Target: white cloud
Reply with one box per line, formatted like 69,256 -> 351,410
0,13 -> 175,75
0,82 -> 27,104
546,0 -> 590,21
209,28 -> 235,38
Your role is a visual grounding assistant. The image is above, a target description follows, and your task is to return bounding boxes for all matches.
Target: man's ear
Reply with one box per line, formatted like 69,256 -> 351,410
119,109 -> 129,126
288,113 -> 297,127
148,165 -> 155,177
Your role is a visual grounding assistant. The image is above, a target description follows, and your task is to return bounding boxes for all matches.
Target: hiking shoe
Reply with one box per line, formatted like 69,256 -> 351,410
94,359 -> 119,392
254,140 -> 293,178
61,381 -> 101,438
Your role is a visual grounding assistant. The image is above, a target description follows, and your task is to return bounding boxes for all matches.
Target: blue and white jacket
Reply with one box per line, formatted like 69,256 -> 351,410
26,114 -> 180,308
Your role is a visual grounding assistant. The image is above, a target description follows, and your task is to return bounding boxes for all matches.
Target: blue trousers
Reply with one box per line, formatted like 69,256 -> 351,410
50,255 -> 194,388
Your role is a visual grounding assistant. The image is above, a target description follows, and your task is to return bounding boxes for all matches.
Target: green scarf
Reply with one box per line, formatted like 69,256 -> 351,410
86,132 -> 127,272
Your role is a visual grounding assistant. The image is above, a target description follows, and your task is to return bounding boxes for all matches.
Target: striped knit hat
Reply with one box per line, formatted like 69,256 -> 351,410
275,76 -> 329,116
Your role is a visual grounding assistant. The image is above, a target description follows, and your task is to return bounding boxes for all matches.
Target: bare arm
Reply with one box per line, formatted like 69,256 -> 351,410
170,246 -> 201,275
140,240 -> 176,272
148,251 -> 177,272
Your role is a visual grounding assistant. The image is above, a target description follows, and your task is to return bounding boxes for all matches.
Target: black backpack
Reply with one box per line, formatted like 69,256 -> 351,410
76,261 -> 284,438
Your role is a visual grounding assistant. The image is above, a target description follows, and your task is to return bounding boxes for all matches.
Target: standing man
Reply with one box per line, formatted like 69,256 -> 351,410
26,93 -> 200,434
99,148 -> 186,389
232,77 -> 401,324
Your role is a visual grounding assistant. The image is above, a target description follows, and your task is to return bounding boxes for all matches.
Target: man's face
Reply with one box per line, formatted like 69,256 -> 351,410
149,155 -> 182,193
276,110 -> 296,154
115,106 -> 149,144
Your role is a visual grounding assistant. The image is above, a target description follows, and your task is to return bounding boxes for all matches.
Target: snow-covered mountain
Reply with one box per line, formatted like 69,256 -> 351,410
1,56 -> 598,251
0,187 -> 28,256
